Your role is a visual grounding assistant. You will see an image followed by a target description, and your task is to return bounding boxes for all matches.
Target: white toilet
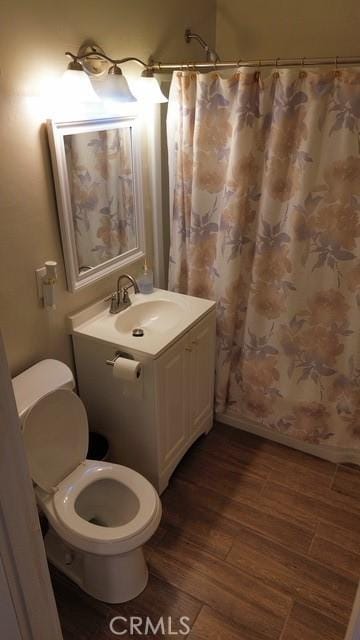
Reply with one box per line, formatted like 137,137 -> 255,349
12,359 -> 162,604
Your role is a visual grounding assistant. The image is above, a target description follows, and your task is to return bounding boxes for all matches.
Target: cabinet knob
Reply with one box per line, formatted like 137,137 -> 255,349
185,346 -> 192,352
192,339 -> 198,345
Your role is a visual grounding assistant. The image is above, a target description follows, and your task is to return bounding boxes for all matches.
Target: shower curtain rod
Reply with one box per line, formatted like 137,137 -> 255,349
150,55 -> 360,72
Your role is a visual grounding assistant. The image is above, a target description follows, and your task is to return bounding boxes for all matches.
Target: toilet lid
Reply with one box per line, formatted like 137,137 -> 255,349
22,389 -> 89,493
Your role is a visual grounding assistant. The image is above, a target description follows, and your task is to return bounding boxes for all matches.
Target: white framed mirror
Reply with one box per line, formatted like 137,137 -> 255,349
47,116 -> 145,291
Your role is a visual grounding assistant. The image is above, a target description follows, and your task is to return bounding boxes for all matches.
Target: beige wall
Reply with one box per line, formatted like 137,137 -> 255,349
4,0 -> 359,377
216,0 -> 360,59
0,0 -> 216,375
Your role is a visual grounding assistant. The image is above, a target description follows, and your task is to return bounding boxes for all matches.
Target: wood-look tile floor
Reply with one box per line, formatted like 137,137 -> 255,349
51,423 -> 360,639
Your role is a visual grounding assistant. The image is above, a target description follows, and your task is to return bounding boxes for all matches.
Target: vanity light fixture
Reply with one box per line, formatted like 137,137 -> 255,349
64,43 -> 167,104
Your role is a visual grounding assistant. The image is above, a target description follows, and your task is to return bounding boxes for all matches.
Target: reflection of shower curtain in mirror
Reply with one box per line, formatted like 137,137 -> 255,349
167,68 -> 360,456
65,128 -> 136,269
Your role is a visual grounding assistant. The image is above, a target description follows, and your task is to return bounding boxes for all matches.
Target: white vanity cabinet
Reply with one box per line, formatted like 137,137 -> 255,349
71,296 -> 216,494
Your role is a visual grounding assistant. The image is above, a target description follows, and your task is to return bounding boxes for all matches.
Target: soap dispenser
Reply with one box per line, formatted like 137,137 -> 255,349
138,260 -> 154,294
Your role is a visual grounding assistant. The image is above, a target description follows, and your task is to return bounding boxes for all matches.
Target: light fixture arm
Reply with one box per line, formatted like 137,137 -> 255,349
65,50 -> 148,70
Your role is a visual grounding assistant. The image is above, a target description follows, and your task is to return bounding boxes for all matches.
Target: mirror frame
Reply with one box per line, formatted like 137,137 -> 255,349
47,116 -> 146,292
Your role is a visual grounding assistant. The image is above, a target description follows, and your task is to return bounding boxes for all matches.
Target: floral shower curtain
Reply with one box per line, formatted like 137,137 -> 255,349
65,128 -> 136,270
167,68 -> 360,451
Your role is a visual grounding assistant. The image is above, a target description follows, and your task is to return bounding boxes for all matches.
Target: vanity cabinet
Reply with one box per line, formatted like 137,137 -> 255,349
72,307 -> 216,493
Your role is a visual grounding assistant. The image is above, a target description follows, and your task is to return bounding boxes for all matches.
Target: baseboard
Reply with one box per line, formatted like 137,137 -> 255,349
216,411 -> 360,466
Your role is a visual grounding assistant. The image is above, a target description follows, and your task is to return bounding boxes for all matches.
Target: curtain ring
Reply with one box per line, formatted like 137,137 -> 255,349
273,58 -> 280,79
236,59 -> 242,68
213,60 -> 218,72
299,57 -> 307,78
254,59 -> 261,82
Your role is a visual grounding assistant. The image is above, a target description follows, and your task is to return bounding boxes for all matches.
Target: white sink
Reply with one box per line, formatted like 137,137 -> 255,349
115,299 -> 183,335
69,289 -> 215,357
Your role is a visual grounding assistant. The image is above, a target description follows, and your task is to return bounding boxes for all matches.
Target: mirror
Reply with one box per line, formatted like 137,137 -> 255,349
47,116 -> 145,291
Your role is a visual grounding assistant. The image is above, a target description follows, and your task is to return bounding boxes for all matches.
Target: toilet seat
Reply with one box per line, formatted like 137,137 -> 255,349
53,461 -> 158,544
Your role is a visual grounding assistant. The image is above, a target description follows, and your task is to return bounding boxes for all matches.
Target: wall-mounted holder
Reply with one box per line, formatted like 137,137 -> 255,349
105,350 -> 135,366
36,261 -> 58,310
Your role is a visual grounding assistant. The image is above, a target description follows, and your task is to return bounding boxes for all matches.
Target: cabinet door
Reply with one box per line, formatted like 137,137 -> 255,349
156,336 -> 188,469
189,313 -> 216,437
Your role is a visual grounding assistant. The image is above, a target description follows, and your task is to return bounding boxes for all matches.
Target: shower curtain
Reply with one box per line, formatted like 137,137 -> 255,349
167,67 -> 360,454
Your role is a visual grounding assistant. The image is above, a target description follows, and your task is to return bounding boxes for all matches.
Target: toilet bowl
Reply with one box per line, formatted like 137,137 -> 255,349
12,359 -> 162,604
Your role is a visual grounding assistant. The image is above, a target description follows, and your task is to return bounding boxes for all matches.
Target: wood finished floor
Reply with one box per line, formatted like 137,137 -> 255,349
51,423 -> 360,639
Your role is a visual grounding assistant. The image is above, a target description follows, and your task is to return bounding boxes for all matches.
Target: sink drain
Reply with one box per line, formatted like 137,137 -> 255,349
132,327 -> 144,337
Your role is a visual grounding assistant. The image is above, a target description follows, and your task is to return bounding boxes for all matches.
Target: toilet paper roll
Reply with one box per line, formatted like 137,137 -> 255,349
112,357 -> 143,399
112,357 -> 142,382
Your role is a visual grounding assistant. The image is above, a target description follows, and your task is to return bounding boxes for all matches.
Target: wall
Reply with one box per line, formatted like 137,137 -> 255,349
216,0 -> 360,59
0,0 -> 216,375
5,0 -> 357,376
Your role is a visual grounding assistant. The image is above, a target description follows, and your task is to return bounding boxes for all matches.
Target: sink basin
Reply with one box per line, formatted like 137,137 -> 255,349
115,299 -> 183,334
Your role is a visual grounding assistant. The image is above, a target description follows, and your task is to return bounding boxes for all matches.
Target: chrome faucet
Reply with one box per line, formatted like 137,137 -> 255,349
108,274 -> 140,314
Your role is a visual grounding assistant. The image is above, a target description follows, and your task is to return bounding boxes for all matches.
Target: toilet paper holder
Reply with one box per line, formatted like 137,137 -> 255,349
105,351 -> 133,367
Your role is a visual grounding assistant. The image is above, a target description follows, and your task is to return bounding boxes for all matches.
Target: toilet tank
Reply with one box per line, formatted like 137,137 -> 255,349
12,359 -> 75,422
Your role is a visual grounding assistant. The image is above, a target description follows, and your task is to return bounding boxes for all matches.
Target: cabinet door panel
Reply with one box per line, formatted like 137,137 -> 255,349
156,338 -> 188,468
190,313 -> 216,436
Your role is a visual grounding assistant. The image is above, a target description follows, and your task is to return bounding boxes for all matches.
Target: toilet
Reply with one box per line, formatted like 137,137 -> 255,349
12,359 -> 162,604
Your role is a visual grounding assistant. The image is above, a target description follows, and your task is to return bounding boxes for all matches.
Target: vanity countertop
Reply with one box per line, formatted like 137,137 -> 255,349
68,288 -> 216,358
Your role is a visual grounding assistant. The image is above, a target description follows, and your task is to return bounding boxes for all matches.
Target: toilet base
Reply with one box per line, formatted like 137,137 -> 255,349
45,527 -> 149,603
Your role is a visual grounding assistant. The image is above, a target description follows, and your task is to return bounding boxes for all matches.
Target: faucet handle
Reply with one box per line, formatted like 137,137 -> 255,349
106,292 -> 120,314
121,287 -> 131,304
